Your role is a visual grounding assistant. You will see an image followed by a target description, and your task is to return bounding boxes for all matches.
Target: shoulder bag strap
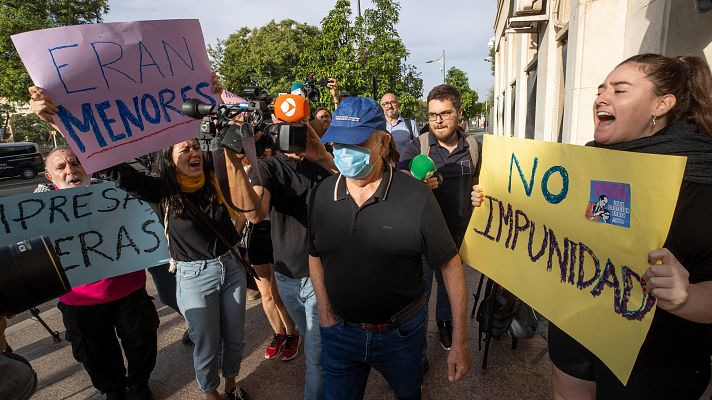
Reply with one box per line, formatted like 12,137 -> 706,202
182,198 -> 260,281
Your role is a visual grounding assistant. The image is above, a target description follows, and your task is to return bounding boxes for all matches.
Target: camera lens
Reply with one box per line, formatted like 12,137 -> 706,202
0,236 -> 70,315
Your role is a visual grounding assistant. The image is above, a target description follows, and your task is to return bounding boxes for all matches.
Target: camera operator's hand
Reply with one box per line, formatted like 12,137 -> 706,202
327,78 -> 340,108
211,71 -> 224,96
300,121 -> 338,174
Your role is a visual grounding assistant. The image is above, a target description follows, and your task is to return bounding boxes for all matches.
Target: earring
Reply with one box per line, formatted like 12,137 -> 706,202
651,115 -> 657,127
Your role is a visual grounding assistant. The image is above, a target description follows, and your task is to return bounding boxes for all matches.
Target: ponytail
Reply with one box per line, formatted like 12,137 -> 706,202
676,56 -> 712,137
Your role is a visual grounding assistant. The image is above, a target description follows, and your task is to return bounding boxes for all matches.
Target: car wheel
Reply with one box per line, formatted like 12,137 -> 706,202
20,167 -> 37,179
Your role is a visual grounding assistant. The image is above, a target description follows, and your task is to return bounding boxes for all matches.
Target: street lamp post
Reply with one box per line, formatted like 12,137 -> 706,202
426,50 -> 446,83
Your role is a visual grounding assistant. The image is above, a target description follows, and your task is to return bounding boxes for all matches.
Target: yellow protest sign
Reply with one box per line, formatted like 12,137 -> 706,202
460,135 -> 686,384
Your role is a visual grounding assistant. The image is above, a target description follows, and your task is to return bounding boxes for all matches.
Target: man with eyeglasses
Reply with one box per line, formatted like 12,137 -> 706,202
398,84 -> 481,368
380,93 -> 419,153
309,97 -> 470,399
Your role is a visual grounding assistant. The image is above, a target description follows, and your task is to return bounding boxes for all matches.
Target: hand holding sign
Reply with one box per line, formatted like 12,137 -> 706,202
644,248 -> 690,312
29,86 -> 58,126
460,135 -> 686,383
471,184 -> 485,207
13,19 -> 219,173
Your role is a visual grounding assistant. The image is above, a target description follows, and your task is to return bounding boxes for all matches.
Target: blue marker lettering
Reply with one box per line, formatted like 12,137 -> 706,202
48,44 -> 97,94
90,41 -> 137,90
116,97 -> 144,137
95,101 -> 125,142
56,104 -> 105,152
195,81 -> 216,104
162,37 -> 195,76
541,165 -> 569,204
138,41 -> 166,83
158,88 -> 182,122
140,93 -> 161,124
508,153 -> 537,197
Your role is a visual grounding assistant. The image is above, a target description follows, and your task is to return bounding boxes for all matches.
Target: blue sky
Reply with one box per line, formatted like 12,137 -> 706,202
105,0 -> 496,100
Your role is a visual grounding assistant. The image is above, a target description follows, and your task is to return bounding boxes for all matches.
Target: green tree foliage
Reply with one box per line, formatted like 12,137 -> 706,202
298,0 -> 357,104
0,0 -> 109,102
9,113 -> 54,143
213,20 -> 320,98
445,67 -> 478,120
214,0 -> 423,117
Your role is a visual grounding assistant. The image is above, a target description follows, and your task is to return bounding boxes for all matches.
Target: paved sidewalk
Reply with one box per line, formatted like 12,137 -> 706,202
6,267 -> 552,399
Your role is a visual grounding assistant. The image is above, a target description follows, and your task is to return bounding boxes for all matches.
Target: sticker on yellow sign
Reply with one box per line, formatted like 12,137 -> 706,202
460,135 -> 686,384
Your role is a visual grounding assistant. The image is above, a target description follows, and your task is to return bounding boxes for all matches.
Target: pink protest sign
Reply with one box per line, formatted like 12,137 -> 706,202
12,19 -> 218,172
221,89 -> 246,104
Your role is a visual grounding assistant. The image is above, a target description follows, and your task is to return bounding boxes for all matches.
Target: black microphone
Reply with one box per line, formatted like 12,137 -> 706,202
182,99 -> 217,119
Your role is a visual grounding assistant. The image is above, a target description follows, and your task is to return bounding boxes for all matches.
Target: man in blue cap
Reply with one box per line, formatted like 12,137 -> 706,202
308,96 -> 470,399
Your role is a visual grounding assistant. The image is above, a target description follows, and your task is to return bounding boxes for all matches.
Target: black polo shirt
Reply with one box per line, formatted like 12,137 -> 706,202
398,131 -> 479,246
307,163 -> 457,323
253,154 -> 331,278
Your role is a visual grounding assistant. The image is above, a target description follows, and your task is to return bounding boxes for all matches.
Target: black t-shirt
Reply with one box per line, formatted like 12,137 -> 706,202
307,164 -> 458,323
398,131 -> 479,246
253,154 -> 331,278
635,180 -> 712,369
98,163 -> 238,261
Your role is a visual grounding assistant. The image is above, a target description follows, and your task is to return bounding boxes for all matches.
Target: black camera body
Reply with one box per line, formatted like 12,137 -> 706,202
303,73 -> 331,103
182,86 -> 307,155
0,236 -> 70,315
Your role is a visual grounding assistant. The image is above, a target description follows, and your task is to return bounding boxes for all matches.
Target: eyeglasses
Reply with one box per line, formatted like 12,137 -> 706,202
380,100 -> 398,108
427,110 -> 456,121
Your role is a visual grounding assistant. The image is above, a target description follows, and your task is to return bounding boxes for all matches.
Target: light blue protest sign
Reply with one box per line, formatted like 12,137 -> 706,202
0,182 -> 169,286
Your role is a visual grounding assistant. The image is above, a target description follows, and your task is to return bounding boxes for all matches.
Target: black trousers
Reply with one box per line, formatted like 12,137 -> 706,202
58,287 -> 159,394
148,263 -> 180,315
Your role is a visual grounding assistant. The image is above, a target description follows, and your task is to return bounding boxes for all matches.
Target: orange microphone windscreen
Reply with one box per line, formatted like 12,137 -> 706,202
274,94 -> 311,123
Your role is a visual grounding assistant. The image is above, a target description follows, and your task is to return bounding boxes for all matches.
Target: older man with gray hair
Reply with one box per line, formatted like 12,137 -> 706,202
36,145 -> 158,400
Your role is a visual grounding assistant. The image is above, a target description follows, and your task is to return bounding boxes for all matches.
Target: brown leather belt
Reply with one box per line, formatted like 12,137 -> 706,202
343,297 -> 425,333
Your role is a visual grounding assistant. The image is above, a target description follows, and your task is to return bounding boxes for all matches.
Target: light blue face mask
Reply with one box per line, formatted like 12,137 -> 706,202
332,140 -> 380,179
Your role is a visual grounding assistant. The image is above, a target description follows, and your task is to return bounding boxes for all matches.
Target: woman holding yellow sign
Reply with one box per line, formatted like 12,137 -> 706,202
547,54 -> 712,399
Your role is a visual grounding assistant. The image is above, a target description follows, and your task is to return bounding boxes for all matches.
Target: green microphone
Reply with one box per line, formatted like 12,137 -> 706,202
409,154 -> 437,180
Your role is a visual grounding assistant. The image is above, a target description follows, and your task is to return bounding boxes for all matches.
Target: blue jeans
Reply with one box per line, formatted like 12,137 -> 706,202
176,250 -> 247,394
320,307 -> 426,400
275,272 -> 323,400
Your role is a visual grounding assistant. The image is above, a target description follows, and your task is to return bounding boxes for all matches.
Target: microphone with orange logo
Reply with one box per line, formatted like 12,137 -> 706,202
273,93 -> 311,123
265,94 -> 311,153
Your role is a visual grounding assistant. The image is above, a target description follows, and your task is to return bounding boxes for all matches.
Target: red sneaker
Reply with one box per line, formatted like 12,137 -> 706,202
264,333 -> 285,359
280,332 -> 301,361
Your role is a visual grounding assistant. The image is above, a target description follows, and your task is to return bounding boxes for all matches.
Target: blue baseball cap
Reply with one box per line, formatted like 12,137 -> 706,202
321,97 -> 387,145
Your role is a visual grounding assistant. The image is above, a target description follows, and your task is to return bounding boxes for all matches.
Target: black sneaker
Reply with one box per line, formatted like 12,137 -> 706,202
437,320 -> 452,351
105,390 -> 126,400
181,329 -> 193,346
226,386 -> 250,400
128,383 -> 152,400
